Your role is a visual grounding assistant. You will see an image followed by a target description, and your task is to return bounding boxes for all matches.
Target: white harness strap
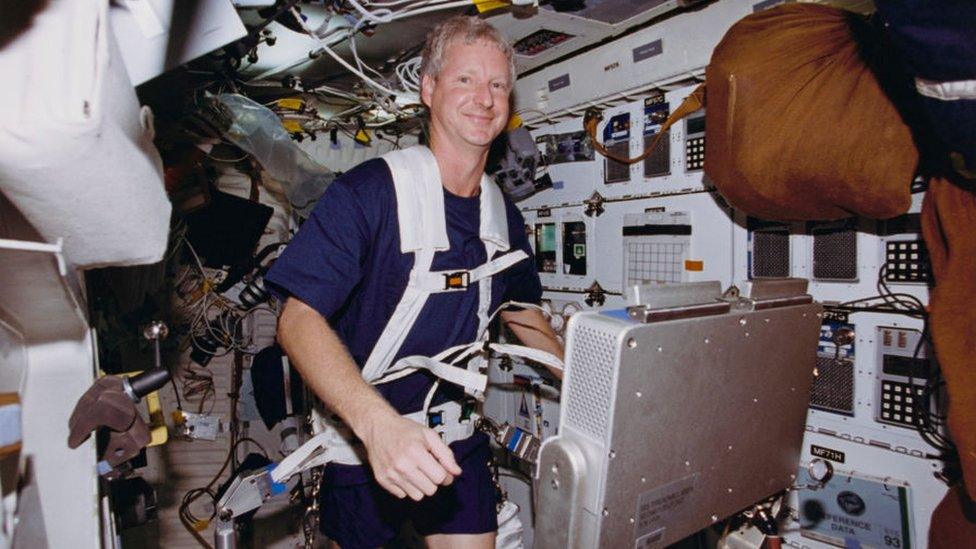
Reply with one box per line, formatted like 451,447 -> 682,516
278,339 -> 564,477
299,340 -> 562,467
361,145 -> 523,382
304,145 -> 535,464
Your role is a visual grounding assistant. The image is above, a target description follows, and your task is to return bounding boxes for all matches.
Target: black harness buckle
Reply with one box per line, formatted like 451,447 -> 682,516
443,271 -> 470,290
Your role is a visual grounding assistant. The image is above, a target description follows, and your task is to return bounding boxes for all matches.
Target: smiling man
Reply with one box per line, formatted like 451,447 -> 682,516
266,16 -> 563,549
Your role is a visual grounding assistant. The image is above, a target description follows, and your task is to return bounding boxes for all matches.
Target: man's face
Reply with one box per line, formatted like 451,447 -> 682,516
421,39 -> 511,152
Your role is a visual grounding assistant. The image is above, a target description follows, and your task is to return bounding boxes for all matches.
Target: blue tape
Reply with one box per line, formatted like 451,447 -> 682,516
507,429 -> 523,452
601,309 -> 634,322
266,464 -> 288,496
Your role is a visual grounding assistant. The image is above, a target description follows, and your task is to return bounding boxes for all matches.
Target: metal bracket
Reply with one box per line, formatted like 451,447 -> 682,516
216,467 -> 276,522
584,191 -> 605,217
584,280 -> 606,306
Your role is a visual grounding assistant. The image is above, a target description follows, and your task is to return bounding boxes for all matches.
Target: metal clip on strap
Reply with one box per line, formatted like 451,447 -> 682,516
444,271 -> 470,289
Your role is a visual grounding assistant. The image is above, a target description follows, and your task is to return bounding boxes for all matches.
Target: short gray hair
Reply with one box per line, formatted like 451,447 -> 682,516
419,16 -> 516,92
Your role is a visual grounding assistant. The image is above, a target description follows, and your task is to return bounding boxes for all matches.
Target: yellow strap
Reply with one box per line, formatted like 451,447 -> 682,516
282,119 -> 303,133
354,128 -> 372,145
473,0 -> 509,13
277,98 -> 304,111
145,390 -> 168,446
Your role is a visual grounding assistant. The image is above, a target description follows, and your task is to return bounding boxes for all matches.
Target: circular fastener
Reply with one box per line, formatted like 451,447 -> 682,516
609,451 -> 616,459
627,338 -> 637,348
744,332 -> 750,338
711,515 -> 719,523
629,517 -> 635,524
727,445 -> 733,451
739,318 -> 747,326
727,488 -> 733,493
635,391 -> 643,398
684,461 -> 691,467
704,338 -> 710,344
603,508 -> 610,517
656,346 -> 663,352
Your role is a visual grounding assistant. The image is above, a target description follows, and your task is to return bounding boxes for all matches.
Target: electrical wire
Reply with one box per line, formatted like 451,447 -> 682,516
296,0 -> 469,102
395,56 -> 422,94
307,33 -> 401,97
831,262 -> 957,459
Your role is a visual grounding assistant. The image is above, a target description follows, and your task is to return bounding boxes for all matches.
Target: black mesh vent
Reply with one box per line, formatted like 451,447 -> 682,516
812,226 -> 857,281
751,227 -> 790,278
605,141 -> 631,183
642,131 -> 670,177
810,356 -> 855,415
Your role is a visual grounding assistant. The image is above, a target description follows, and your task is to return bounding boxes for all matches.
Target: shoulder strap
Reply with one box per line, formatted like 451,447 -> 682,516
361,147 -> 527,382
381,145 -> 449,253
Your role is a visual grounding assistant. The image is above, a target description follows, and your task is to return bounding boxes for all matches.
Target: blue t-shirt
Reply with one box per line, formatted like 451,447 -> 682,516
266,157 -> 542,419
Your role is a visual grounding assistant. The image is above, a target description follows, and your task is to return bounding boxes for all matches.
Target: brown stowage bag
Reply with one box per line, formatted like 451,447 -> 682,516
929,486 -> 976,548
705,3 -> 916,221
921,178 -> 976,504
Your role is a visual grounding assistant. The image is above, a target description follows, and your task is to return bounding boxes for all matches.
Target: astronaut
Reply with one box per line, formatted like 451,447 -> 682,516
266,15 -> 563,549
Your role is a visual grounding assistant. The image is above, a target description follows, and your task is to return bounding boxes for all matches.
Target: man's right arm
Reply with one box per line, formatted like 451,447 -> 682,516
277,297 -> 462,500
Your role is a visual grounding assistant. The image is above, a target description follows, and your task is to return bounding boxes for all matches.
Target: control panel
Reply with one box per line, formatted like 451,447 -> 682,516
876,327 -> 932,429
684,110 -> 705,171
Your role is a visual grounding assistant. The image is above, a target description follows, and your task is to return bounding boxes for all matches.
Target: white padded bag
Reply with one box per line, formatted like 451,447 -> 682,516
0,0 -> 171,268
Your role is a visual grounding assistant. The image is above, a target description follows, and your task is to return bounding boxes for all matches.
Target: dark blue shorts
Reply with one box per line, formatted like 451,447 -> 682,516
319,433 -> 498,549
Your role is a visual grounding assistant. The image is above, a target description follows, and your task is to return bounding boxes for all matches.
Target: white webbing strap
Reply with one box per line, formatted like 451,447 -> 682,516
300,147 -> 530,469
489,342 -> 564,373
916,77 -> 976,101
298,340 -> 559,471
381,355 -> 488,394
295,400 -> 479,472
363,146 -> 517,382
387,146 -> 449,254
407,249 -> 528,292
272,427 -> 365,482
361,247 -> 435,382
372,341 -> 489,394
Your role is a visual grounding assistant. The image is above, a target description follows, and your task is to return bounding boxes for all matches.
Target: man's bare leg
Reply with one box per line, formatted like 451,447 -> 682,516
426,532 -> 495,549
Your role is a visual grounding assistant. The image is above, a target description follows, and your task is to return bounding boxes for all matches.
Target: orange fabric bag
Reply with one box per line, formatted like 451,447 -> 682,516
705,3 -> 917,221
921,177 -> 976,503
